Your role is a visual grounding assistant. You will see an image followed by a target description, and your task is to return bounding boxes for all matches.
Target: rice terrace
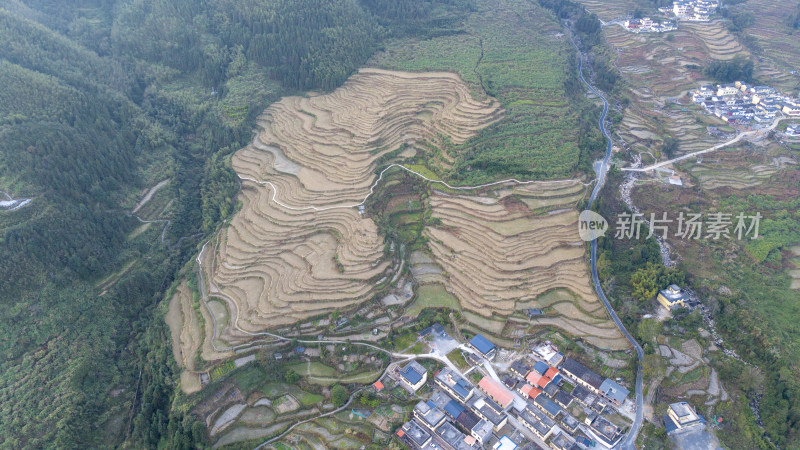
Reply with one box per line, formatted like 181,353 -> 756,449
9,0 -> 800,448
180,66 -> 626,359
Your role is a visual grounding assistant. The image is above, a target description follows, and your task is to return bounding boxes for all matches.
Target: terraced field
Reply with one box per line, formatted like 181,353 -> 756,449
740,0 -> 800,92
165,281 -> 214,393
680,21 -> 746,61
576,0 -> 640,21
424,182 -> 630,350
683,146 -> 794,190
601,25 -> 720,156
203,69 -> 502,338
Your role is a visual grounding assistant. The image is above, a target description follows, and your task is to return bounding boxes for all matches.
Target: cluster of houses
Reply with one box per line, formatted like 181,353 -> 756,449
394,334 -> 631,450
660,0 -> 719,22
623,17 -> 676,33
786,124 -> 800,137
692,81 -> 800,126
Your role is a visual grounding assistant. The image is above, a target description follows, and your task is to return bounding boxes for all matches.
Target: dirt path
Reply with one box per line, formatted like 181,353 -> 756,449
624,117 -> 788,173
239,163 -> 592,213
132,179 -> 169,213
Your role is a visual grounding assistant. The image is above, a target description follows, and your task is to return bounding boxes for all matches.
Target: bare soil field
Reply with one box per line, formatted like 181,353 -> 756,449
202,69 -> 501,341
424,182 -> 628,349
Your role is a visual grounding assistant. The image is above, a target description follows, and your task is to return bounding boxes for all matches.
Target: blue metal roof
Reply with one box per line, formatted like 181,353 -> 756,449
400,366 -> 423,385
453,378 -> 472,398
533,361 -> 549,375
470,334 -> 496,355
444,400 -> 466,418
535,395 -> 562,417
551,373 -> 563,385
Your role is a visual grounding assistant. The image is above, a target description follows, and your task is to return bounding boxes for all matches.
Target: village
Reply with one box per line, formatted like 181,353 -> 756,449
619,0 -> 719,33
387,323 -> 706,450
691,81 -> 800,128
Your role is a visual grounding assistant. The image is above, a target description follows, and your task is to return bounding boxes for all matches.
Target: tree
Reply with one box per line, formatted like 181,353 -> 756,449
331,384 -> 348,407
284,369 -> 300,384
662,137 -> 679,158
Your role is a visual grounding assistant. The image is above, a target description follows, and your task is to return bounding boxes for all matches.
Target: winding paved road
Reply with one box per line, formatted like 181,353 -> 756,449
573,39 -> 645,449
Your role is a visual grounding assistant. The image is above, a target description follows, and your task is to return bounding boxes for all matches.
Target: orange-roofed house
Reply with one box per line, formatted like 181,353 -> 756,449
536,376 -> 551,389
478,377 -> 514,409
373,381 -> 385,391
396,429 -> 405,437
519,384 -> 542,400
545,367 -> 559,379
526,371 -> 543,385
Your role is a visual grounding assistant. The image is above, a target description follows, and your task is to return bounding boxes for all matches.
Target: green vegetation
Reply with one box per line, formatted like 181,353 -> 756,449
405,284 -> 461,316
331,384 -> 349,407
211,360 -> 237,382
372,0 -> 606,182
408,342 -> 428,354
703,56 -> 755,83
446,349 -> 469,370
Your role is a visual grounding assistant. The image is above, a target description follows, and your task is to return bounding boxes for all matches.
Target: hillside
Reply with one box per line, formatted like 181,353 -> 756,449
0,0 -> 475,447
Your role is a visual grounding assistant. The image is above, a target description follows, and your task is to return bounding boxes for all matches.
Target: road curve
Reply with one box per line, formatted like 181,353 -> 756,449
572,38 -> 645,449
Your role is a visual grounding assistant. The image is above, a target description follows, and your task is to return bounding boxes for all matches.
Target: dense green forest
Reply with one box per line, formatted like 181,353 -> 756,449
0,0 -> 473,447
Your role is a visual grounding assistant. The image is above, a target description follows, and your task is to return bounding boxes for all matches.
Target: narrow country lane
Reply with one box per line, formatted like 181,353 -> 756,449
572,37 -> 645,449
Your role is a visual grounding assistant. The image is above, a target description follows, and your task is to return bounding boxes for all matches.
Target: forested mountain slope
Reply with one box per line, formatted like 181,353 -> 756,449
0,0 -> 472,447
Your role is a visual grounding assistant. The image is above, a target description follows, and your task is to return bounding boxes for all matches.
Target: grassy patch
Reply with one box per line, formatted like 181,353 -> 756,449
446,349 -> 469,370
405,284 -> 460,317
210,360 -> 236,382
408,342 -> 428,354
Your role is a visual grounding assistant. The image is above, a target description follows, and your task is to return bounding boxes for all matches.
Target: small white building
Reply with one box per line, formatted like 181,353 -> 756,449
667,402 -> 705,430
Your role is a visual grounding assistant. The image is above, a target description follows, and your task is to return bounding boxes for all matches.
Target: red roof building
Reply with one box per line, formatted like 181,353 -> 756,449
519,384 -> 534,398
373,381 -> 385,391
526,371 -> 543,385
545,367 -> 559,379
478,376 -> 515,409
536,376 -> 551,389
519,384 -> 543,400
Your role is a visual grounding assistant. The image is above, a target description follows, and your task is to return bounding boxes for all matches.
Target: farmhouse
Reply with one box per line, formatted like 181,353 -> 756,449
665,402 -> 705,431
478,377 -> 515,409
783,102 -> 800,116
435,421 -> 477,450
469,334 -> 497,360
414,400 -> 446,431
585,413 -> 623,448
518,384 -> 541,400
599,378 -> 630,407
470,419 -> 494,445
550,432 -> 578,450
467,395 -> 508,431
534,394 -> 563,419
494,436 -> 517,450
436,368 -> 475,403
657,284 -> 687,309
533,342 -> 564,366
397,420 -> 432,449
560,358 -> 603,394
399,360 -> 428,392
509,360 -> 531,378
517,406 -> 556,440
